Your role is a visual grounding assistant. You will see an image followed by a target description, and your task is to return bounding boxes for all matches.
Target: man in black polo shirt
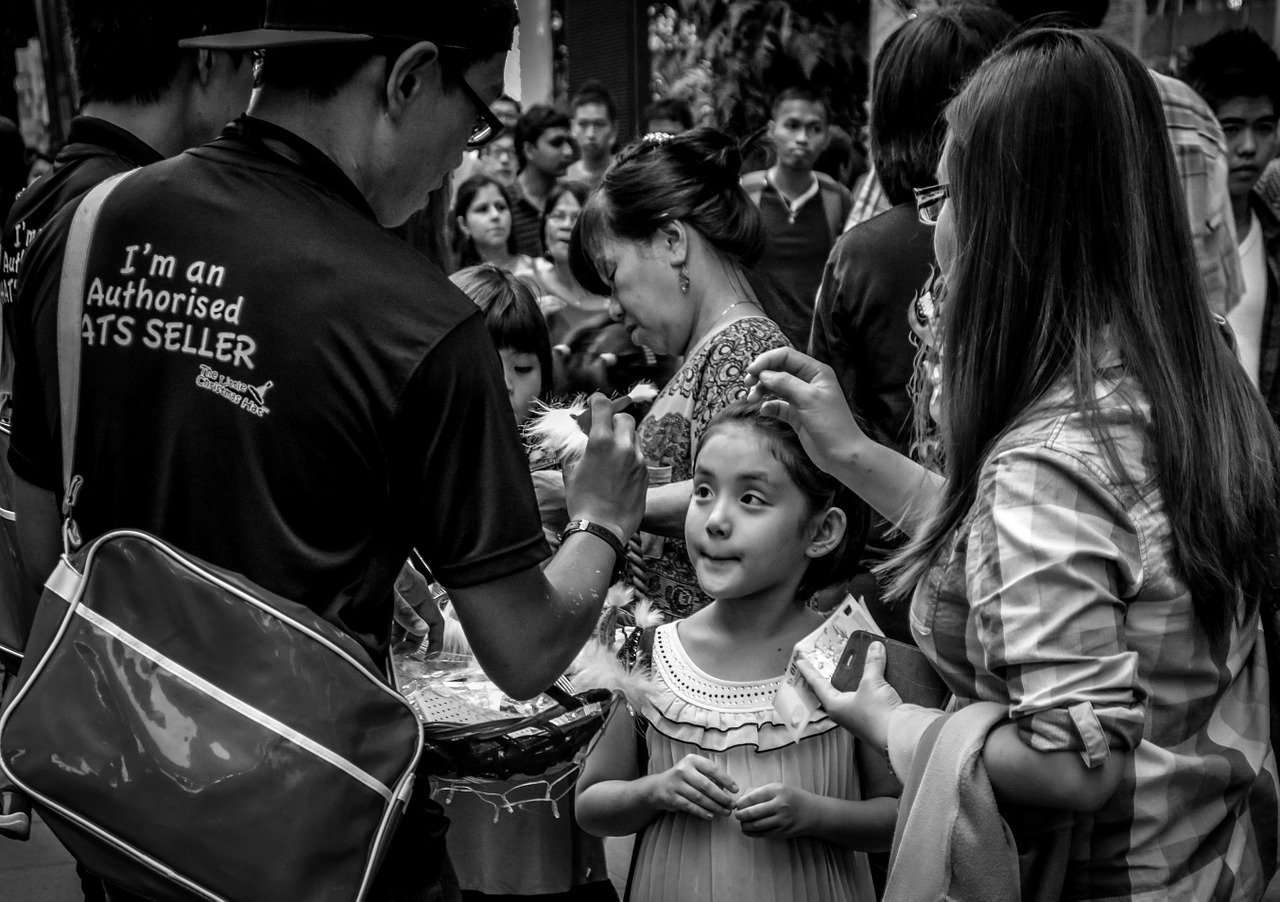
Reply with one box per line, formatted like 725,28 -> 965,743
0,0 -> 258,411
742,87 -> 853,349
8,2 -> 646,898
511,104 -> 576,257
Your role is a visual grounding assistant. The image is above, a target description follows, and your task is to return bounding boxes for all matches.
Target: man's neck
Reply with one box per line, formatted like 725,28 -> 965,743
249,93 -> 377,200
519,167 -> 556,209
80,99 -> 187,158
769,163 -> 816,201
579,151 -> 612,176
1232,192 -> 1254,242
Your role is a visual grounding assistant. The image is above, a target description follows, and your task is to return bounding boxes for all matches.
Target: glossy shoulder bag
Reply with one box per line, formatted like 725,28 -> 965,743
0,172 -> 423,901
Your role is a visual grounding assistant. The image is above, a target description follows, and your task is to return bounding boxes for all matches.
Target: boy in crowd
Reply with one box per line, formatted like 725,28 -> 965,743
512,104 -> 576,256
742,86 -> 852,349
1185,28 -> 1280,426
566,80 -> 618,188
644,97 -> 693,136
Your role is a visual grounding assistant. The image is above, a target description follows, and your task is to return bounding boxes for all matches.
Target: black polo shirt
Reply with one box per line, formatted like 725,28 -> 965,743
510,181 -> 545,258
754,181 -> 848,349
9,116 -> 549,659
1,117 -> 163,412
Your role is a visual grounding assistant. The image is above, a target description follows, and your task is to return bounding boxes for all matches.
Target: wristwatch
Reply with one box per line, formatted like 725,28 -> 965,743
560,519 -> 627,584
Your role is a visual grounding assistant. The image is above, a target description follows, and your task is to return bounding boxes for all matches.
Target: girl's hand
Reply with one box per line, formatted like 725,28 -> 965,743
645,754 -> 740,820
734,784 -> 816,839
796,643 -> 903,751
743,348 -> 868,478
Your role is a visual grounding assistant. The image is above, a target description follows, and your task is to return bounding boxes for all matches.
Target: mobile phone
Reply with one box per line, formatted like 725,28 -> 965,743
832,631 -> 951,710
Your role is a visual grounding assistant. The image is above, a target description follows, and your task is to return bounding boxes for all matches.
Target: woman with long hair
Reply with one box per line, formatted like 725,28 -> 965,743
571,128 -> 794,621
528,180 -> 612,347
749,28 -> 1280,898
450,175 -> 536,275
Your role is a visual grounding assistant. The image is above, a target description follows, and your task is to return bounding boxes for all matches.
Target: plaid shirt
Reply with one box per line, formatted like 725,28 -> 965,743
1153,71 -> 1244,315
845,165 -> 892,232
912,377 -> 1278,900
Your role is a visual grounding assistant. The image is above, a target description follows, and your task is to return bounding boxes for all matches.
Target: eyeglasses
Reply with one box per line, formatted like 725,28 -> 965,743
456,77 -> 506,149
914,183 -> 950,226
481,143 -> 516,160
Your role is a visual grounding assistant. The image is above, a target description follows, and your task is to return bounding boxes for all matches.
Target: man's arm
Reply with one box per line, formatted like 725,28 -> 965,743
445,393 -> 647,699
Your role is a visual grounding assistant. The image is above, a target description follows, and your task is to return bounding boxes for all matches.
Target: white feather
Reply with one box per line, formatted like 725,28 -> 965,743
569,637 -> 660,710
627,381 -> 659,404
632,596 -> 666,629
524,396 -> 590,465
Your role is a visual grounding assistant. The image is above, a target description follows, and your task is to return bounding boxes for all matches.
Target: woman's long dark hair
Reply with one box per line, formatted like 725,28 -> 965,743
451,175 -> 518,269
886,29 -> 1280,648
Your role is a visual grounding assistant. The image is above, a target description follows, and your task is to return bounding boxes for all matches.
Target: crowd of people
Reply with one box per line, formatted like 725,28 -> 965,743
2,0 -> 1280,901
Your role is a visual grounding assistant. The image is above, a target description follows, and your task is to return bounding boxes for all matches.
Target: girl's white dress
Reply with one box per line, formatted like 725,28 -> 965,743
629,623 -> 877,902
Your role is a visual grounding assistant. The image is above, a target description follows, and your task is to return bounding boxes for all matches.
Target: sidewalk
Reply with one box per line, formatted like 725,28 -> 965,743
0,813 -> 81,901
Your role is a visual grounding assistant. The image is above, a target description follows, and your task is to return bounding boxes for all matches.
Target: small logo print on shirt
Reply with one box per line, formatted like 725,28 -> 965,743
196,365 -> 273,417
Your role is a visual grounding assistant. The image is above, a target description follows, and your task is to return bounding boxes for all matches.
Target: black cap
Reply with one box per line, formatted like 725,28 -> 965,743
178,0 -> 491,50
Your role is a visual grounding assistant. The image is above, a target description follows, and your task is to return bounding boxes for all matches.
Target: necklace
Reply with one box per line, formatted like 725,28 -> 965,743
684,299 -> 759,357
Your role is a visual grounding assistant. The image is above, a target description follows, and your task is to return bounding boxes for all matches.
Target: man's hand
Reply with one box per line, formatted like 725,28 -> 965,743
565,392 -> 648,540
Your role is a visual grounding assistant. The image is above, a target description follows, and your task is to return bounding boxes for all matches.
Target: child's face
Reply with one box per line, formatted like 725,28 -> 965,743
1219,96 -> 1279,200
685,425 -> 841,603
500,349 -> 542,426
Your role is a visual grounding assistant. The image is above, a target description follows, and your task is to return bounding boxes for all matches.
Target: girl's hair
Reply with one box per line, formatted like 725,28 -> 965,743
871,4 -> 1018,206
885,28 -> 1280,649
450,264 -> 553,401
541,179 -> 592,261
568,127 -> 765,295
451,175 -> 517,269
699,400 -> 867,601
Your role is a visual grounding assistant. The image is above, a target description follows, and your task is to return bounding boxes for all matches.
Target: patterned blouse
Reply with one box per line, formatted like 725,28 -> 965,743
637,316 -> 789,620
911,375 -> 1276,900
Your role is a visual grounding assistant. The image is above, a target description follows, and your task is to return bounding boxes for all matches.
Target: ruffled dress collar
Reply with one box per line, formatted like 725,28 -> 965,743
641,623 -> 837,754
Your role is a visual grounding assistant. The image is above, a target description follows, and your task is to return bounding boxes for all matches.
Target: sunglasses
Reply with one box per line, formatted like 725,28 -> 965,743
914,182 -> 950,226
456,77 -> 505,149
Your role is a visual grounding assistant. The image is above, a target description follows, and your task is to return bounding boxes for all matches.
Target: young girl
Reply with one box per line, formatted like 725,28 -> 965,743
576,401 -> 896,902
444,264 -> 613,900
452,176 -> 537,277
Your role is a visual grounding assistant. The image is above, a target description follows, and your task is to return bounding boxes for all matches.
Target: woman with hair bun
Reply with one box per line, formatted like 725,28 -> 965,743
572,127 -> 791,620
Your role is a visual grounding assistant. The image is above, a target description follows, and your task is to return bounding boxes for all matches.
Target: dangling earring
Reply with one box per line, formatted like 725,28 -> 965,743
678,264 -> 690,294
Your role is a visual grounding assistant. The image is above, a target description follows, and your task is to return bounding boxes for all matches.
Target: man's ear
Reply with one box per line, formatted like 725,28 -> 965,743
385,41 -> 439,117
657,219 -> 689,267
805,506 -> 847,559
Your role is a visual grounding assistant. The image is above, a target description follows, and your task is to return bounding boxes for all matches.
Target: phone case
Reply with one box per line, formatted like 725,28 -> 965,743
831,631 -> 951,710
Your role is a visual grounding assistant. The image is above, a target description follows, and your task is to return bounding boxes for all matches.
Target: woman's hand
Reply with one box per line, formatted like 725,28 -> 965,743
734,784 -> 817,839
796,643 -> 904,751
744,348 -> 867,478
644,754 -> 740,821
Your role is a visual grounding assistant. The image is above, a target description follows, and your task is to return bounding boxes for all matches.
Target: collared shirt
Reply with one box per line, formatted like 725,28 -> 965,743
0,116 -> 163,411
1152,71 -> 1244,315
1246,189 -> 1280,427
844,165 -> 891,231
510,178 -> 545,258
913,378 -> 1276,900
8,116 -> 549,659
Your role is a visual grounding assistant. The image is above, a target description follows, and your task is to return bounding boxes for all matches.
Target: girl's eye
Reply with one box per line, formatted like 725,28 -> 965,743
692,483 -> 712,500
740,492 -> 767,507
514,366 -> 535,375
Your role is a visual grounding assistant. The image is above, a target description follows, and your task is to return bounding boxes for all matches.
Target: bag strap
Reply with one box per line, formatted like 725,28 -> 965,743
56,170 -> 134,552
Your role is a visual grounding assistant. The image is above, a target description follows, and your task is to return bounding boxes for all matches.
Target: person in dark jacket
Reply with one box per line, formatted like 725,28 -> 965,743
807,4 -> 1016,641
